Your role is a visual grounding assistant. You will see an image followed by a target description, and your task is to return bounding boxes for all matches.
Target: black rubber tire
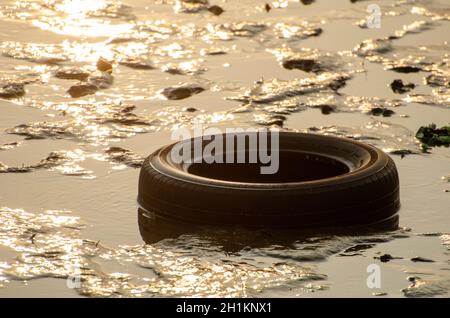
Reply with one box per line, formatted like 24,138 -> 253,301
138,132 -> 400,229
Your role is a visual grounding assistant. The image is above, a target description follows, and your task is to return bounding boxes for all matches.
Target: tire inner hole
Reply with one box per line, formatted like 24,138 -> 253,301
187,151 -> 350,183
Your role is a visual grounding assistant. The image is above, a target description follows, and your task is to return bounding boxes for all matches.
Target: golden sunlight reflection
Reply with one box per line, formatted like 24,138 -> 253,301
28,0 -> 134,37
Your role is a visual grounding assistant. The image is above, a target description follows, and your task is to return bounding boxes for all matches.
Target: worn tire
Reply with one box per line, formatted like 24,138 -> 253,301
138,132 -> 400,229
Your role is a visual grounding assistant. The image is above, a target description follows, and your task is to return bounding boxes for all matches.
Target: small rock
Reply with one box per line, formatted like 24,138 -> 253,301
369,107 -> 395,117
389,66 -> 421,73
161,84 -> 205,100
119,59 -> 155,70
208,5 -> 224,16
372,292 -> 388,296
0,83 -> 25,99
320,105 -> 335,115
67,83 -> 98,98
105,147 -> 144,168
411,256 -> 435,263
183,107 -> 198,112
97,57 -> 113,73
55,68 -> 90,81
282,59 -> 321,73
265,3 -> 271,12
390,79 -> 415,94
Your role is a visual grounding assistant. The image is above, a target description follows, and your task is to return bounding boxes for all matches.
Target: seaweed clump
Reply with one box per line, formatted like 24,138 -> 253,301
416,124 -> 450,152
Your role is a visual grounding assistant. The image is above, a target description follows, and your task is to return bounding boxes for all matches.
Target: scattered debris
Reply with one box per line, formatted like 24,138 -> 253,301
390,79 -> 415,94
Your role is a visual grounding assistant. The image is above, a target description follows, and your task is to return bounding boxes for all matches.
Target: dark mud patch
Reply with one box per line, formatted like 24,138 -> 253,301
229,74 -> 350,105
67,83 -> 99,98
271,48 -> 351,74
6,121 -> 77,140
0,141 -> 21,151
105,147 -> 145,168
0,151 -> 69,173
67,72 -> 113,98
119,59 -> 155,70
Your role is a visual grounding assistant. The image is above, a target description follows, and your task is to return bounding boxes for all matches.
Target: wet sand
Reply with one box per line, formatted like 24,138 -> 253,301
0,0 -> 449,297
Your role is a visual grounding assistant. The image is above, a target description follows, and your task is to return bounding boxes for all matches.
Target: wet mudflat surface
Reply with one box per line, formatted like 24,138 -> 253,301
0,0 -> 449,297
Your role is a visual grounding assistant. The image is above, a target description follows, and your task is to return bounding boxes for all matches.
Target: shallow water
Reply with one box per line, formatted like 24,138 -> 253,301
0,0 -> 449,297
